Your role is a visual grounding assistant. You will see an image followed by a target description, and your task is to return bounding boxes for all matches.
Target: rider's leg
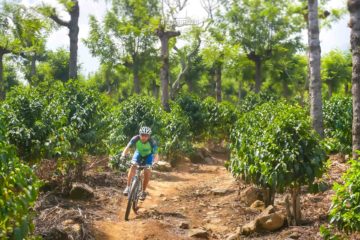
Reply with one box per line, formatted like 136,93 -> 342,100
142,154 -> 153,191
143,168 -> 151,191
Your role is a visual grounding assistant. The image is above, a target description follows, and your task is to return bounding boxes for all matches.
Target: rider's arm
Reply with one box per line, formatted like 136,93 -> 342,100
121,135 -> 139,157
151,139 -> 159,163
121,145 -> 130,157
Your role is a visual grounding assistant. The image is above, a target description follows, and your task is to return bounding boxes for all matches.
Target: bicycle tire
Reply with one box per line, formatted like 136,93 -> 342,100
125,178 -> 139,221
132,179 -> 142,213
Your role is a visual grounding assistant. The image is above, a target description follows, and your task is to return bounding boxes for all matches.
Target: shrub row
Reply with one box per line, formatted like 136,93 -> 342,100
1,81 -> 109,162
0,111 -> 39,239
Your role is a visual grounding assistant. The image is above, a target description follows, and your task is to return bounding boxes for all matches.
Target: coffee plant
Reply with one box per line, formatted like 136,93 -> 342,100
0,111 -> 40,239
328,158 -> 360,233
161,103 -> 192,161
202,97 -> 239,141
230,101 -> 326,224
323,96 -> 352,154
174,93 -> 207,141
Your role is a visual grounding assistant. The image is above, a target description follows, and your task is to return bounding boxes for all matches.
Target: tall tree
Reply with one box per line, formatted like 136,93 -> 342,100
39,0 -> 79,80
224,0 -> 303,93
308,0 -> 324,137
0,2 -> 45,99
348,0 -> 360,157
268,52 -> 307,100
171,26 -> 202,99
13,6 -> 50,85
84,15 -> 119,94
85,0 -> 159,94
201,0 -> 226,102
156,0 -> 191,111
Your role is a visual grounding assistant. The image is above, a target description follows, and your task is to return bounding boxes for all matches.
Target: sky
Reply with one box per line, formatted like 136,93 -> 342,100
21,0 -> 350,76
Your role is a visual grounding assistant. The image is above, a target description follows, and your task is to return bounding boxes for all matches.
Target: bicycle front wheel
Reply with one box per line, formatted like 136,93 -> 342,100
125,178 -> 139,221
132,180 -> 142,213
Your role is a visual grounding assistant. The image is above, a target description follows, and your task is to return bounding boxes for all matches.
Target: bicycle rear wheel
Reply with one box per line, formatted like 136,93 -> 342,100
125,178 -> 139,221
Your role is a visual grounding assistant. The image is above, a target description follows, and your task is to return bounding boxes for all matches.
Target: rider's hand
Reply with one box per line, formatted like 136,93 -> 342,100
153,154 -> 159,164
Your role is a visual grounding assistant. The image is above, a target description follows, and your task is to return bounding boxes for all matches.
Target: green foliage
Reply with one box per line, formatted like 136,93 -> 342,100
225,0 -> 303,69
84,0 -> 160,94
2,80 -> 109,161
161,103 -> 192,159
230,101 -> 326,191
267,53 -> 307,99
2,86 -> 49,161
202,97 -> 239,141
4,61 -> 20,92
174,93 -> 207,140
43,80 -> 109,158
328,158 -> 360,234
320,225 -> 343,240
240,91 -> 279,113
322,50 -> 352,97
323,96 -> 352,154
36,48 -> 70,84
0,111 -> 39,239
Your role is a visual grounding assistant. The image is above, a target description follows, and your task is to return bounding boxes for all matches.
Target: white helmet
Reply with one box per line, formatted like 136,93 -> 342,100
139,126 -> 152,135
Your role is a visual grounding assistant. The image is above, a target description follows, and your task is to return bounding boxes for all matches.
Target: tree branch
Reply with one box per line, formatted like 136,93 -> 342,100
165,30 -> 181,38
171,36 -> 201,94
50,14 -> 70,27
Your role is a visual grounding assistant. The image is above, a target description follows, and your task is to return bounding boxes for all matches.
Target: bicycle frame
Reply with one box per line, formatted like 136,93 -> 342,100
125,162 -> 148,221
129,166 -> 146,201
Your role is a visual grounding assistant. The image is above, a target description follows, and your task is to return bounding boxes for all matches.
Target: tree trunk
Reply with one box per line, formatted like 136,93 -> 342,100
254,58 -> 262,93
160,37 -> 170,111
68,0 -> 79,80
105,67 -> 111,94
238,78 -> 242,102
157,29 -> 180,112
345,82 -> 350,95
0,53 -> 4,100
133,67 -> 140,94
327,82 -> 333,99
308,0 -> 324,137
291,187 -> 301,225
152,79 -> 159,99
30,53 -> 37,84
349,0 -> 360,158
264,187 -> 275,206
215,63 -> 222,102
283,81 -> 291,99
187,79 -> 194,92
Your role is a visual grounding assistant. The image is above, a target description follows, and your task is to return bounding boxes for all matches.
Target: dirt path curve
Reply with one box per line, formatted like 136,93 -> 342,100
92,153 -> 240,240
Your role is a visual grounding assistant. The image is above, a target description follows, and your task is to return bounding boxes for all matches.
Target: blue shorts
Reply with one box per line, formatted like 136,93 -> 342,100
131,151 -> 153,167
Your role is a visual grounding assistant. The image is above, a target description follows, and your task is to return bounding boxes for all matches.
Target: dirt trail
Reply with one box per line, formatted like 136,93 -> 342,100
92,153 -> 238,240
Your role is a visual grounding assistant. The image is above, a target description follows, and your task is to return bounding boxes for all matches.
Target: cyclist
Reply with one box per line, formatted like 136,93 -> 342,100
121,126 -> 159,200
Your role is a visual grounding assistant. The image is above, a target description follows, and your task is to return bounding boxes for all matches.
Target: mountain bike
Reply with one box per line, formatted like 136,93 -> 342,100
124,158 -> 148,221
